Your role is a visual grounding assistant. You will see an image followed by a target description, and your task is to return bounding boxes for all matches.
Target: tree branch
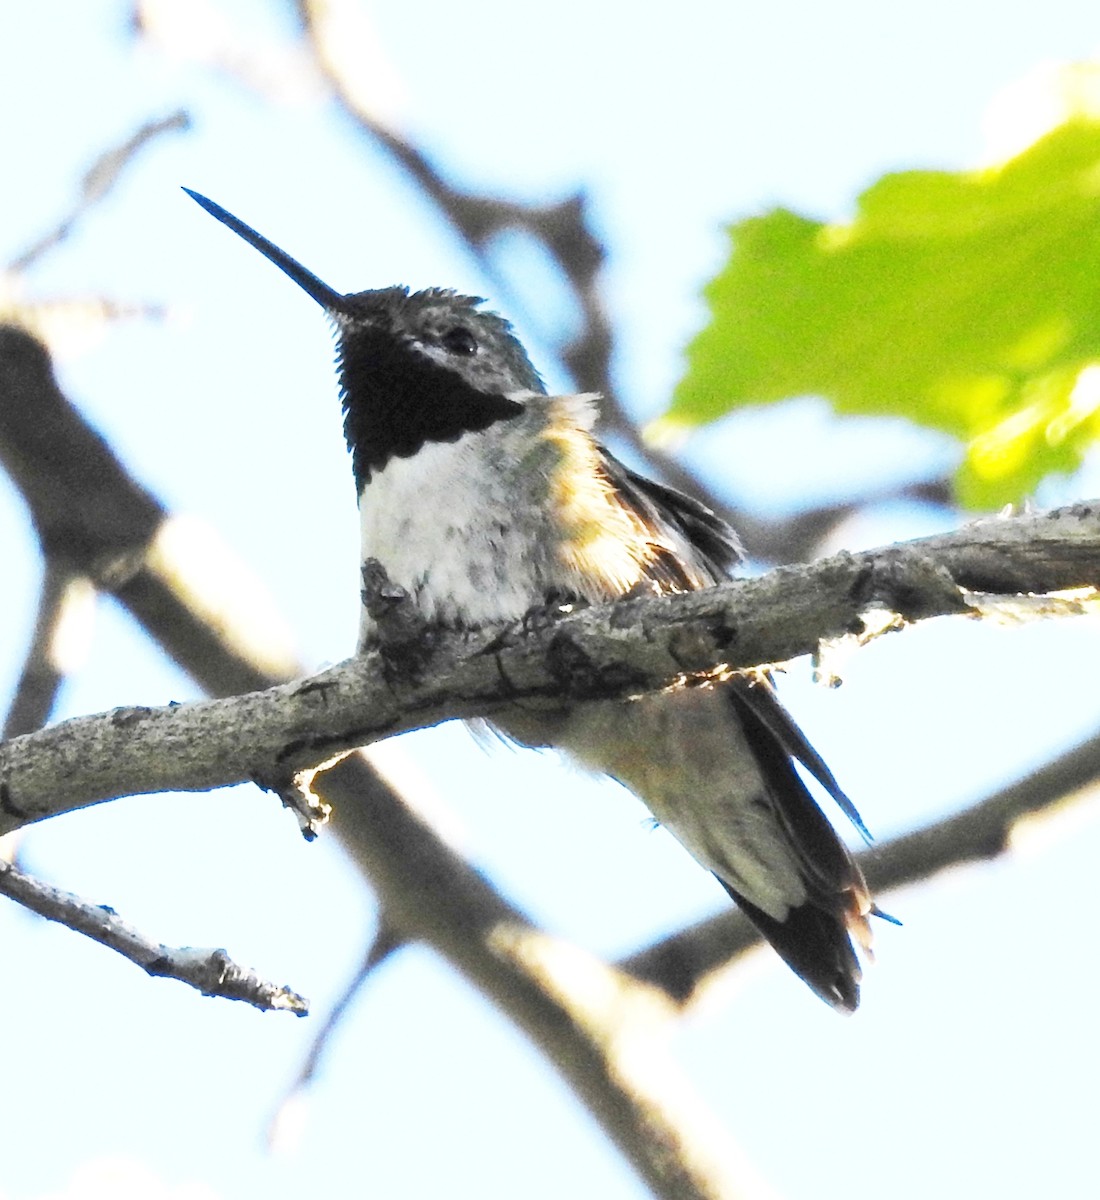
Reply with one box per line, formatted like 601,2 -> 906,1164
3,562 -> 95,740
269,918 -> 404,1146
301,748 -> 778,1200
0,856 -> 307,1013
7,111 -> 191,275
2,503 -> 1097,834
295,0 -> 615,395
0,324 -> 304,694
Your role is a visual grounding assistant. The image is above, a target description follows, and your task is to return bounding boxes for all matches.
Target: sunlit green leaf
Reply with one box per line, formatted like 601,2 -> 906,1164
670,114 -> 1100,507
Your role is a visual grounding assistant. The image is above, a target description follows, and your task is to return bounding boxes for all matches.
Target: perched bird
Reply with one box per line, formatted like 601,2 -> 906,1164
185,188 -> 884,1011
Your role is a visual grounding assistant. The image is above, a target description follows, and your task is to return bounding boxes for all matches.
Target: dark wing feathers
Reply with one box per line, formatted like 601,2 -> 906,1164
600,451 -> 743,579
600,450 -> 876,1010
728,679 -> 872,1012
734,674 -> 873,844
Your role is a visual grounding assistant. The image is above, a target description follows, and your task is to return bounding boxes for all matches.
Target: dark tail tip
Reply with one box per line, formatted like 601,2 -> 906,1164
719,882 -> 862,1013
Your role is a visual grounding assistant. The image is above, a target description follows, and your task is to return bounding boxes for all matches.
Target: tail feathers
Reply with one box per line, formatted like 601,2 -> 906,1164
734,674 -> 872,844
727,679 -> 876,1010
719,880 -> 865,1013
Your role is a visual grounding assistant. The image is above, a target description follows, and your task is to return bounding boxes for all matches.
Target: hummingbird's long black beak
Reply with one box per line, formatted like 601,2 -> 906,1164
183,188 -> 348,313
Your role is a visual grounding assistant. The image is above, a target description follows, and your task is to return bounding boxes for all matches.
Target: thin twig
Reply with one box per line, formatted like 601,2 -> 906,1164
270,918 -> 404,1148
297,0 -> 614,390
0,857 -> 308,1014
4,562 -> 95,739
7,111 -> 191,274
1,561 -> 94,871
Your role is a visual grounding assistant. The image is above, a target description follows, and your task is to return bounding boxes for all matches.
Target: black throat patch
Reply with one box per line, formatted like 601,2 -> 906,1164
339,325 -> 523,489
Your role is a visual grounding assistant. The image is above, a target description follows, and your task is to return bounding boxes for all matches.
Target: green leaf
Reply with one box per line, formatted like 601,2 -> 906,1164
670,115 -> 1100,508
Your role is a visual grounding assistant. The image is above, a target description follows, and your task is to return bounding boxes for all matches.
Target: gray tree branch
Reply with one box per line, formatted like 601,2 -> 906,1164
3,562 -> 94,740
268,918 -> 404,1143
2,501 -> 1097,834
7,111 -> 190,275
0,856 -> 308,1013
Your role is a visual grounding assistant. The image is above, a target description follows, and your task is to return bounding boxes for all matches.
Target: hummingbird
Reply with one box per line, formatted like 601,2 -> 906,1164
184,188 -> 884,1011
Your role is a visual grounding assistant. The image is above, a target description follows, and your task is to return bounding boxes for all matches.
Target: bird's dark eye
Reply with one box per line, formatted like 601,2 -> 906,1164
441,327 -> 478,356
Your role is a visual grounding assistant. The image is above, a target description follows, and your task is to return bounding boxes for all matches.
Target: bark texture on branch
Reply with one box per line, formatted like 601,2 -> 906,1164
1,500 -> 1097,835
0,857 -> 308,1013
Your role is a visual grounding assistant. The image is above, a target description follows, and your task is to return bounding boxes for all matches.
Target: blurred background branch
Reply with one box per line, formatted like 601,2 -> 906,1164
7,111 -> 191,275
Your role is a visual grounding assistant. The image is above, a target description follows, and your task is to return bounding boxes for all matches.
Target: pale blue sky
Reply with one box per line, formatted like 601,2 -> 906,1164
3,3 -> 1100,1198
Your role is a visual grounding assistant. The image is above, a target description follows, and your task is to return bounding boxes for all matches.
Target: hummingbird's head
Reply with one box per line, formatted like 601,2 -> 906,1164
184,189 -> 545,489
338,286 -> 545,397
